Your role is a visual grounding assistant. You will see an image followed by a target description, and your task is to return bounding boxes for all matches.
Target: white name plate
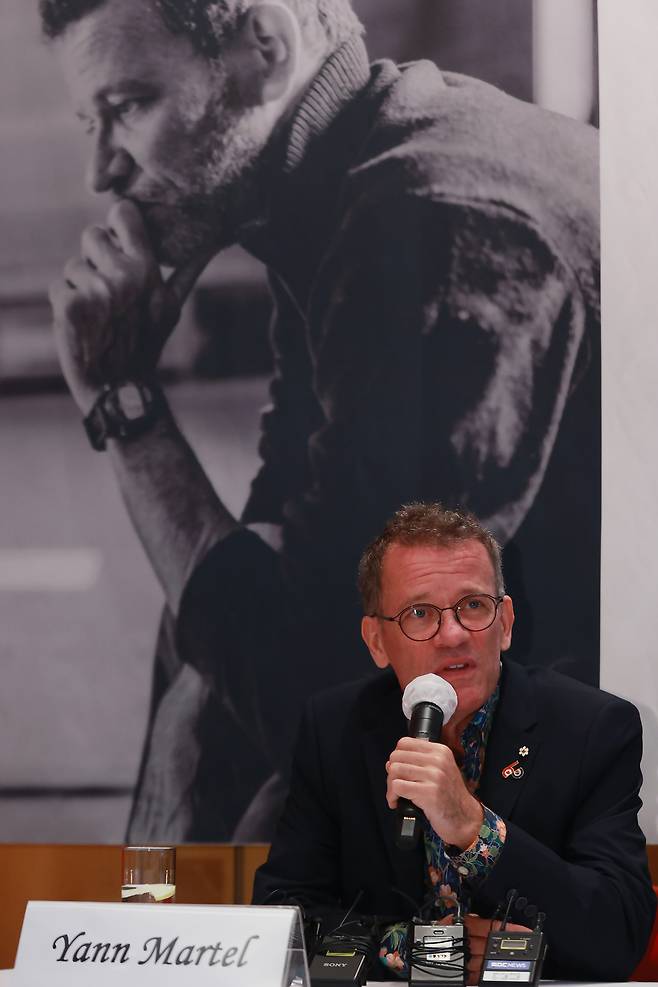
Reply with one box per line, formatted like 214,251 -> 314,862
14,901 -> 299,986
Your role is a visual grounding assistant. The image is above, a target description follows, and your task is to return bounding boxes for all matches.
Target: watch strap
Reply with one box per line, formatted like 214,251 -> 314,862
83,381 -> 164,452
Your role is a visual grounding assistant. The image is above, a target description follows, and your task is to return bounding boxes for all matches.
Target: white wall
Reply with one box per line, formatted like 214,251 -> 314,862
533,0 -> 595,122
599,0 -> 658,842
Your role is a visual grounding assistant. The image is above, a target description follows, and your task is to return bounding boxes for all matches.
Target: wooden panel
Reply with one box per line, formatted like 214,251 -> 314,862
2,842 -> 656,971
234,844 -> 271,904
0,844 -> 122,970
648,845 -> 658,885
0,844 -> 237,970
176,845 -> 236,904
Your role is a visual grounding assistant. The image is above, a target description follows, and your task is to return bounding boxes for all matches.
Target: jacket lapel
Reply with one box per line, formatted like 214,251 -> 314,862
476,660 -> 541,818
359,661 -> 540,910
360,673 -> 426,908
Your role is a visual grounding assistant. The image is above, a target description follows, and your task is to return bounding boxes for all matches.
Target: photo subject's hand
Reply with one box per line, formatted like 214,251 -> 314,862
464,915 -> 532,986
48,199 -> 213,414
386,736 -> 483,848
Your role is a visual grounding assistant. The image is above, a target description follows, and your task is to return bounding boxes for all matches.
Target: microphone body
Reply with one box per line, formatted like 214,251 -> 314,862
395,675 -> 458,850
395,703 -> 443,850
409,701 -> 444,742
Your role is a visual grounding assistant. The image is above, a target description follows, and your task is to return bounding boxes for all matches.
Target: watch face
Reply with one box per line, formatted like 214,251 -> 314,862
116,383 -> 148,420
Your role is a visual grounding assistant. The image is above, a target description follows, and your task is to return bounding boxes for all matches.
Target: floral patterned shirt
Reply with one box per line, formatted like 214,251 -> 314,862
379,686 -> 507,977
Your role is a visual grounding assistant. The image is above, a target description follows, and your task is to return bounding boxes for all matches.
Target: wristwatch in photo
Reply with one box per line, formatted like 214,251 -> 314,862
83,380 -> 164,452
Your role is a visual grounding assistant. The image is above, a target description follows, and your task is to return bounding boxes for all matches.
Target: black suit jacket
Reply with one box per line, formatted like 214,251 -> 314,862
253,660 -> 656,980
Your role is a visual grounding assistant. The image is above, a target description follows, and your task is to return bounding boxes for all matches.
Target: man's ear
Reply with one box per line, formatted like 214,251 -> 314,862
500,595 -> 515,652
361,616 -> 390,670
234,2 -> 299,104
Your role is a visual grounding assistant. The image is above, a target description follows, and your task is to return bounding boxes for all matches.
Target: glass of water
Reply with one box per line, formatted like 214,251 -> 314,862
121,845 -> 176,903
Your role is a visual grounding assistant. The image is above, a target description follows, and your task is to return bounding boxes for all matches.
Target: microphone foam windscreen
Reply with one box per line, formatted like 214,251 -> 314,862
401,673 -> 458,723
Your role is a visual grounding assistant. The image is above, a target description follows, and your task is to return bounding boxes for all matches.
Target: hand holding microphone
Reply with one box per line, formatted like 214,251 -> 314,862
386,673 -> 483,850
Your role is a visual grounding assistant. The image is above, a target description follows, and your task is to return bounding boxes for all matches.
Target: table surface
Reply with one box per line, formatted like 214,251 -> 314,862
1,976 -> 654,987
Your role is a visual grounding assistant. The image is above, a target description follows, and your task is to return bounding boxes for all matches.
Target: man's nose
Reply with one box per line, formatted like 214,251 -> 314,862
86,134 -> 133,194
433,607 -> 469,644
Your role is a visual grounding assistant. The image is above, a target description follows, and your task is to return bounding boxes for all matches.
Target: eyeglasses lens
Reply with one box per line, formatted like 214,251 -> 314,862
399,595 -> 497,640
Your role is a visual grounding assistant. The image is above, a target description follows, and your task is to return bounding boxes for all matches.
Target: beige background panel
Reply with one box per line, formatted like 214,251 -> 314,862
598,0 -> 658,844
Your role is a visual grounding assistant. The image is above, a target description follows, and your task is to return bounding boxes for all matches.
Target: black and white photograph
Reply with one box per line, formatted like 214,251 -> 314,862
1,0 -> 601,845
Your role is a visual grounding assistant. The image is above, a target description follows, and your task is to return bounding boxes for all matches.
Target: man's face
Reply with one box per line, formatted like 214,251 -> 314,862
362,540 -> 514,725
57,0 -> 271,264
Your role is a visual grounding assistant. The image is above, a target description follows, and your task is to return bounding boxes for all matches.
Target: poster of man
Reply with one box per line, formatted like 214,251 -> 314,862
0,0 -> 599,843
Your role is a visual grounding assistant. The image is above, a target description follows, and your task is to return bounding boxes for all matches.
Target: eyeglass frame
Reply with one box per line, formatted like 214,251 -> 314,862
370,593 -> 505,641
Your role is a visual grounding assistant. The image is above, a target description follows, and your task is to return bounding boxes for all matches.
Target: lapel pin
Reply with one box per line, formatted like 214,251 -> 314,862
501,759 -> 524,780
519,745 -> 529,757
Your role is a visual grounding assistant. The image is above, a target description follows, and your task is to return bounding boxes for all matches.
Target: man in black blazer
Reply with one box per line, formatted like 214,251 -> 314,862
253,503 -> 656,981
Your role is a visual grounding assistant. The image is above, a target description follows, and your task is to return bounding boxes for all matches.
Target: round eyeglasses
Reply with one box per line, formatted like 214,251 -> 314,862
372,594 -> 503,641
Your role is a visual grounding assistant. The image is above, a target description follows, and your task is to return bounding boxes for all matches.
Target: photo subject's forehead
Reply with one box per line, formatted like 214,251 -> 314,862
56,0 -> 190,104
382,541 -> 497,597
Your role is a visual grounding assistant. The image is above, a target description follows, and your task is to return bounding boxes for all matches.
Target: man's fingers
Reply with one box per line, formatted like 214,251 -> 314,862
82,226 -> 134,281
466,916 -> 533,936
107,199 -> 155,263
397,736 -> 434,748
61,258 -> 111,299
386,758 -> 445,806
394,738 -> 453,760
389,748 -> 445,768
81,226 -> 147,317
101,199 -> 214,367
165,246 -> 214,308
465,914 -> 495,936
464,916 -> 534,987
387,761 -> 449,786
143,251 -> 212,365
389,763 -> 440,786
390,778 -> 425,804
62,257 -> 88,291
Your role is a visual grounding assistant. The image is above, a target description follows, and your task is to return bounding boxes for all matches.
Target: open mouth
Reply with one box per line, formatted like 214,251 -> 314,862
440,661 -> 472,673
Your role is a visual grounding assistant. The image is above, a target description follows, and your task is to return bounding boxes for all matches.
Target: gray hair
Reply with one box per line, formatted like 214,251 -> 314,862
39,0 -> 363,55
358,502 -> 505,614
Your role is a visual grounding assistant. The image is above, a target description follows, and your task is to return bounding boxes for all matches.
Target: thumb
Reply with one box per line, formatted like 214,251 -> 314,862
147,247 -> 216,360
165,247 -> 216,310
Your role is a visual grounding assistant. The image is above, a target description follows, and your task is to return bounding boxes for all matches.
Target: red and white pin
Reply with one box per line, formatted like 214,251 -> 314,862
501,759 -> 524,779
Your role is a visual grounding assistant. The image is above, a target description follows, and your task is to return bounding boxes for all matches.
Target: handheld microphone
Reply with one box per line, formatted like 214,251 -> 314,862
396,674 -> 458,850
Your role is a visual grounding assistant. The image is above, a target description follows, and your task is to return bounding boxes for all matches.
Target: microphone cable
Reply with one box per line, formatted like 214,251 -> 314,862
402,890 -> 470,981
319,891 -> 375,963
390,884 -> 432,924
255,887 -> 323,958
408,924 -> 467,981
309,890 -> 376,984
